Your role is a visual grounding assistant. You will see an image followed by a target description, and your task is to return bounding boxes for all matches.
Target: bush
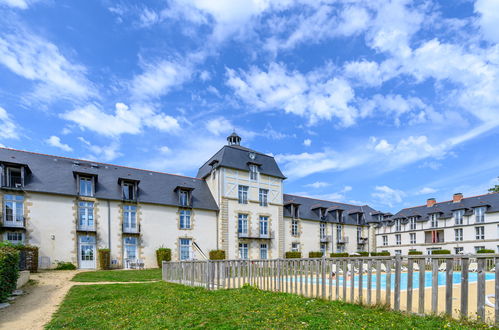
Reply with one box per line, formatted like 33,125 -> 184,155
408,251 -> 423,255
371,251 -> 390,256
0,246 -> 20,303
55,261 -> 77,270
357,251 -> 370,256
308,251 -> 323,258
98,249 -> 110,270
431,249 -> 451,255
330,253 -> 349,258
285,251 -> 301,258
156,248 -> 171,267
476,249 -> 495,254
0,243 -> 39,272
209,250 -> 226,260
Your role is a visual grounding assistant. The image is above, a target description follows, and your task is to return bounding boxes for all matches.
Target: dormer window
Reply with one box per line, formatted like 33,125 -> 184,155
249,164 -> 258,181
79,176 -> 94,197
179,190 -> 191,207
6,167 -> 22,188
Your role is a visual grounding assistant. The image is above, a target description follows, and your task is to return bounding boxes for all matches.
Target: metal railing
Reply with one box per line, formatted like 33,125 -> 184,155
1,217 -> 26,228
123,224 -> 140,234
320,235 -> 332,243
163,254 -> 499,325
238,231 -> 274,239
337,236 -> 349,244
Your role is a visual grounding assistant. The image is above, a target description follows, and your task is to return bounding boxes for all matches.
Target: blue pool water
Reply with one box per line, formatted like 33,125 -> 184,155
286,271 -> 495,290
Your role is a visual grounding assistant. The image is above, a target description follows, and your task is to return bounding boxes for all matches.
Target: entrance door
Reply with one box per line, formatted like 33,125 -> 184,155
123,237 -> 138,269
79,235 -> 96,269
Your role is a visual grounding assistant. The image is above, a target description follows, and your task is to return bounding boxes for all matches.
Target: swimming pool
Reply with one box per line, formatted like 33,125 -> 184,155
286,271 -> 495,290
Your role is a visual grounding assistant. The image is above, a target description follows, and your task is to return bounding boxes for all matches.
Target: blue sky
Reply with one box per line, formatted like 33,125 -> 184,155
1,0 -> 499,212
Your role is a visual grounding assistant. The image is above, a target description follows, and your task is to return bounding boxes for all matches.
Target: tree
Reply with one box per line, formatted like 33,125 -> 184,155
489,177 -> 499,193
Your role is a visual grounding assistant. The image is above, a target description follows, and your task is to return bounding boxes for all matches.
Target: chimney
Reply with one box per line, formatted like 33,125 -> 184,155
426,198 -> 436,207
453,193 -> 463,203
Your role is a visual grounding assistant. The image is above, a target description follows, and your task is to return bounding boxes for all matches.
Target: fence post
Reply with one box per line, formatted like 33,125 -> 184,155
206,260 -> 211,290
477,257 -> 486,321
321,256 -> 326,300
461,257 -> 469,318
394,255 -> 401,311
277,259 -> 281,291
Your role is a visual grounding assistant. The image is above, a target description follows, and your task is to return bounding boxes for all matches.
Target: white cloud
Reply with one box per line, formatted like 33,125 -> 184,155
227,62 -> 357,126
372,185 -> 406,208
416,187 -> 437,195
303,138 -> 311,147
0,28 -> 95,102
0,107 -> 19,139
475,0 -> 499,43
85,142 -> 122,162
158,146 -> 171,153
61,102 -> 180,137
0,0 -> 30,9
205,117 -> 233,136
305,181 -> 330,189
45,136 -> 72,152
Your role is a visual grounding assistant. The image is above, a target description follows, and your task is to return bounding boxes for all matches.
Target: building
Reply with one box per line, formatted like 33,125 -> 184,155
375,193 -> 499,255
0,133 -> 382,269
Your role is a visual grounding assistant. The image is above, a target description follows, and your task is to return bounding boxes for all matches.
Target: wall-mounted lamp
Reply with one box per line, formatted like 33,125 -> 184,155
51,235 -> 55,240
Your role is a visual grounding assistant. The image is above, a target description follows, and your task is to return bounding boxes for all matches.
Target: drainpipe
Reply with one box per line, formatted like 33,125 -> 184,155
107,200 -> 111,251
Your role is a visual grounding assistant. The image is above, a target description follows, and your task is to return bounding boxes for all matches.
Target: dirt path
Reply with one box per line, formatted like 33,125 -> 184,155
0,270 -> 78,330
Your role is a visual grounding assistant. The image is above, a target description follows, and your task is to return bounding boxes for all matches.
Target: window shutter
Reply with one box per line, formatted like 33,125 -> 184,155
21,167 -> 25,187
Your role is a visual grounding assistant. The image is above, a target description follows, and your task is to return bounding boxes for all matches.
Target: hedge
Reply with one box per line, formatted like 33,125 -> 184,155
55,261 -> 77,270
156,248 -> 171,267
308,251 -> 323,258
285,251 -> 301,258
408,251 -> 423,255
356,251 -> 370,256
18,245 -> 39,272
371,251 -> 390,256
209,250 -> 226,260
431,249 -> 451,255
477,249 -> 495,254
330,253 -> 349,257
98,249 -> 110,270
0,246 -> 20,303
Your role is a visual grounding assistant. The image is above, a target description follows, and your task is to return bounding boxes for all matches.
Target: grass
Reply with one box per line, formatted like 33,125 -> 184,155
71,268 -> 161,282
47,282 -> 489,329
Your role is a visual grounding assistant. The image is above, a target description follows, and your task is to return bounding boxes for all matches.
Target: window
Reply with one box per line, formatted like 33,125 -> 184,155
454,210 -> 464,225
395,219 -> 401,232
5,167 -> 22,188
239,243 -> 248,259
395,250 -> 402,255
259,189 -> 268,206
291,219 -> 299,237
320,222 -> 326,240
320,243 -> 327,254
238,185 -> 248,204
455,247 -> 464,254
291,242 -> 300,252
409,217 -> 416,230
78,202 -> 94,230
474,246 -> 485,253
337,244 -> 345,253
179,190 -> 190,207
395,234 -> 401,245
382,235 -> 388,246
123,236 -> 138,261
357,227 -> 362,241
79,177 -> 93,196
122,182 -> 135,200
259,216 -> 269,237
4,194 -> 24,225
180,209 -> 191,229
249,164 -> 258,181
336,225 -> 342,241
179,238 -> 192,260
123,205 -> 137,231
455,228 -> 463,241
238,214 -> 248,235
4,232 -> 23,244
260,244 -> 268,259
475,207 -> 485,223
410,233 -> 416,244
430,214 -> 438,228
475,226 -> 485,240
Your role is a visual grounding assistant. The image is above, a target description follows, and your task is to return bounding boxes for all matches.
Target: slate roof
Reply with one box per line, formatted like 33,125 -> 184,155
382,193 -> 499,226
0,148 -> 219,211
197,145 -> 286,179
283,194 -> 381,225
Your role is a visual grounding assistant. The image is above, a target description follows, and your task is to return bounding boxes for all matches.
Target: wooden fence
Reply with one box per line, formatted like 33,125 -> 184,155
163,254 -> 499,324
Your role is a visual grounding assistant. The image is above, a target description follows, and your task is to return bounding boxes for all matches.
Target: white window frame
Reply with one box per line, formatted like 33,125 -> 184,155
320,222 -> 326,240
395,219 -> 401,232
259,216 -> 269,236
430,214 -> 438,228
474,246 -> 485,253
122,182 -> 135,200
179,238 -> 192,260
395,234 -> 401,245
239,243 -> 249,259
455,247 -> 464,254
5,167 -> 23,188
123,236 -> 138,263
78,201 -> 94,230
123,205 -> 137,231
382,235 -> 388,246
291,219 -> 299,237
3,194 -> 24,225
238,214 -> 248,235
455,228 -> 463,241
238,185 -> 248,204
260,243 -> 268,259
249,164 -> 258,181
180,209 -> 191,229
4,231 -> 24,244
454,210 -> 464,225
79,176 -> 93,197
291,242 -> 300,252
475,207 -> 485,223
409,217 -> 416,230
259,188 -> 268,207
475,226 -> 485,240
410,233 -> 416,244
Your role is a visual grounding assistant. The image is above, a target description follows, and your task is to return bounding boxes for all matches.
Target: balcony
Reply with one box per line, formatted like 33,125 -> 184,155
357,237 -> 369,245
1,217 -> 26,229
320,235 -> 332,243
337,236 -> 349,244
424,230 -> 444,244
123,224 -> 140,235
238,231 -> 274,240
77,224 -> 96,232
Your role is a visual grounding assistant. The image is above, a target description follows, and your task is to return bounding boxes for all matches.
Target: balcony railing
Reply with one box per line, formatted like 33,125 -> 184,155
123,224 -> 140,234
1,217 -> 26,229
337,236 -> 349,244
357,237 -> 368,245
238,231 -> 274,239
77,224 -> 96,232
320,235 -> 332,243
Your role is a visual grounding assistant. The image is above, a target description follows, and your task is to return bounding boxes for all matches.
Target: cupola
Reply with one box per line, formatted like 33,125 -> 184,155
227,131 -> 241,146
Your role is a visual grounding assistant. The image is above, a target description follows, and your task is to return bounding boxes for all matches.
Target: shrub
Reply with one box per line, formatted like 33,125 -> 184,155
18,245 -> 39,272
308,251 -> 323,258
285,251 -> 301,258
476,249 -> 495,254
357,251 -> 370,256
0,246 -> 20,303
431,249 -> 451,255
54,261 -> 77,270
330,253 -> 349,258
98,249 -> 110,270
371,251 -> 390,256
408,251 -> 423,255
156,248 -> 171,267
209,250 -> 226,260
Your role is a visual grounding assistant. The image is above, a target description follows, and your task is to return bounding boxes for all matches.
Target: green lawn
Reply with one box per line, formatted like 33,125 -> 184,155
71,268 -> 161,282
47,282 -> 488,329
